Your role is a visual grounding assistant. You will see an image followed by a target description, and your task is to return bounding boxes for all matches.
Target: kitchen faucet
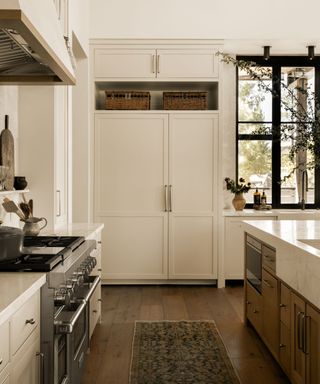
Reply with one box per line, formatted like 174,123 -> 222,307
300,170 -> 308,210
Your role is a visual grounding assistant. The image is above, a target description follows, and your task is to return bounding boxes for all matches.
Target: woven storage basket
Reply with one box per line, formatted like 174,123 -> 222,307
105,91 -> 151,110
163,91 -> 208,110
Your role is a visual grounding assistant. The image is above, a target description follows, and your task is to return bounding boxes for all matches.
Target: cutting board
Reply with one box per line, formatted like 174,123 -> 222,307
0,115 -> 14,190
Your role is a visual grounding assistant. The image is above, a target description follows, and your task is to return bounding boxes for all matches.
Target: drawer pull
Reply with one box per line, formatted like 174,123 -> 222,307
98,268 -> 102,272
253,309 -> 259,314
98,241 -> 102,244
93,310 -> 98,314
279,343 -> 286,348
0,358 -> 2,365
280,303 -> 286,308
246,301 -> 251,305
25,318 -> 36,325
98,299 -> 102,302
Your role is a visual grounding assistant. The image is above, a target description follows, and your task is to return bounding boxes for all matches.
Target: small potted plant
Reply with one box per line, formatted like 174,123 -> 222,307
225,177 -> 251,211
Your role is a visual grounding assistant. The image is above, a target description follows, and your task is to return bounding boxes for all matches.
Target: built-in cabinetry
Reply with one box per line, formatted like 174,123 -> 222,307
0,291 -> 41,384
94,112 -> 218,281
91,40 -> 222,283
245,234 -> 320,384
93,46 -> 220,80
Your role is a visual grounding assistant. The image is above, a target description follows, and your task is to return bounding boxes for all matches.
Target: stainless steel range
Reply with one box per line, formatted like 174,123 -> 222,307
0,235 -> 100,384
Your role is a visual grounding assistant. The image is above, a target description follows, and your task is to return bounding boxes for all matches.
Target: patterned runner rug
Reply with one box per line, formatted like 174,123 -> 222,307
129,320 -> 240,384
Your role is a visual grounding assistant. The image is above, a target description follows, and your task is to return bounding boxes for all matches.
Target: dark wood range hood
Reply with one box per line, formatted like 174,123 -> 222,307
0,0 -> 76,85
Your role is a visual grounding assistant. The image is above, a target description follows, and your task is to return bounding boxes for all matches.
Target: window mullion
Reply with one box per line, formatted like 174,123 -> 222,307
272,65 -> 281,208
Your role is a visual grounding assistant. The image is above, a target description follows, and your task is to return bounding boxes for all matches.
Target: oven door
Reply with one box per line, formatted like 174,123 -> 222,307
54,300 -> 88,384
54,333 -> 69,384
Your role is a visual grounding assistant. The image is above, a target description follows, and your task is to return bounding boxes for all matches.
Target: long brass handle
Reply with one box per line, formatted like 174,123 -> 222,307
169,185 -> 172,212
57,189 -> 61,217
164,185 -> 168,212
152,55 -> 156,74
0,358 -> 2,365
157,55 -> 160,74
297,312 -> 304,351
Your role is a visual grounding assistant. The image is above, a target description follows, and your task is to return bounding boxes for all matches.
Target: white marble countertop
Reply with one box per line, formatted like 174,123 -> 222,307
0,273 -> 46,325
42,222 -> 104,239
243,220 -> 320,308
223,208 -> 320,217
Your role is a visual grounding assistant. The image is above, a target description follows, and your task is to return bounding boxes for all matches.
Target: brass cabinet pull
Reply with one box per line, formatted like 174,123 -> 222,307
246,301 -> 251,305
297,312 -> 304,351
280,303 -> 286,308
279,344 -> 286,348
98,268 -> 102,272
98,298 -> 102,302
164,185 -> 168,212
93,310 -> 98,314
169,185 -> 172,212
253,309 -> 259,314
157,55 -> 160,74
56,189 -> 61,217
25,318 -> 36,325
0,358 -> 2,365
152,55 -> 156,74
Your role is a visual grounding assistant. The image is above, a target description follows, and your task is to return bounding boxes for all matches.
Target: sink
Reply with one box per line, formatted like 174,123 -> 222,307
298,239 -> 320,250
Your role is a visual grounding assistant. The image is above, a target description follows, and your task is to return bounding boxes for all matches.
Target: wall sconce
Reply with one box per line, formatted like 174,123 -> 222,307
263,46 -> 271,61
307,45 -> 315,60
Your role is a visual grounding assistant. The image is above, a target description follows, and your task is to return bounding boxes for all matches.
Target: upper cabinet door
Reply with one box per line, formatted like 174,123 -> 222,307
94,49 -> 156,79
156,49 -> 219,80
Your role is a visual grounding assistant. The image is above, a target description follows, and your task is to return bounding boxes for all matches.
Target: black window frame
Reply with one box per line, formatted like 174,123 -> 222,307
236,55 -> 320,209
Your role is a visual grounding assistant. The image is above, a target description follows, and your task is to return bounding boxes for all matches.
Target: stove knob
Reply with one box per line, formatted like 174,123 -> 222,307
54,288 -> 71,306
60,280 -> 76,293
73,271 -> 84,285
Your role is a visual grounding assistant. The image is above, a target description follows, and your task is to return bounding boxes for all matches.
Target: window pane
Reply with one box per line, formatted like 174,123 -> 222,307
238,140 -> 272,203
281,67 -> 315,122
281,139 -> 314,204
238,67 -> 272,122
238,123 -> 272,135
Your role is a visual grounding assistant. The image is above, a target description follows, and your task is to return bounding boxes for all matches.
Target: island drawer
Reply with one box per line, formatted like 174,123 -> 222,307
262,244 -> 276,273
246,282 -> 262,334
10,291 -> 40,355
0,320 -> 9,374
262,268 -> 278,301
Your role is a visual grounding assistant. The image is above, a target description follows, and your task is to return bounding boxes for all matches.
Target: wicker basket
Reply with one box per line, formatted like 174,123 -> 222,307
105,91 -> 151,110
163,91 -> 208,110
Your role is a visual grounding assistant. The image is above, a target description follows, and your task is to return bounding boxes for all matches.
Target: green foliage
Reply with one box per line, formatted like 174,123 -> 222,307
225,177 -> 251,194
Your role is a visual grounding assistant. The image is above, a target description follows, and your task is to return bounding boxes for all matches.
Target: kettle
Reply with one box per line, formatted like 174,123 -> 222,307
0,226 -> 24,262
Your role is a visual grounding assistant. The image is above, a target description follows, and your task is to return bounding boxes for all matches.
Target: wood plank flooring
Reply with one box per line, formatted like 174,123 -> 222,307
81,284 -> 289,384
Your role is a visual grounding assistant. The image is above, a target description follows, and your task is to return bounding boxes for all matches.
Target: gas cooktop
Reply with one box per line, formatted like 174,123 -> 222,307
0,235 -> 85,272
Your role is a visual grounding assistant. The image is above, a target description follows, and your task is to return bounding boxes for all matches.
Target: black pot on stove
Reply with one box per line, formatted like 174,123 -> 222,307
0,226 -> 23,262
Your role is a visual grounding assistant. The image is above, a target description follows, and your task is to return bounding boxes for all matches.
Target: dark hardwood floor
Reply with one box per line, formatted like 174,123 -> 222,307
81,284 -> 289,384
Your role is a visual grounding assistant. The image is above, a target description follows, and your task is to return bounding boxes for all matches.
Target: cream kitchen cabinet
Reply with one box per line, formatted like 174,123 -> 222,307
93,46 -> 219,80
0,290 -> 41,384
19,86 -> 70,229
94,112 -> 218,281
224,215 -> 276,280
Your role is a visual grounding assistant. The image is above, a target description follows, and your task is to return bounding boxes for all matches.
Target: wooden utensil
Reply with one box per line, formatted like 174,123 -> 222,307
28,199 -> 33,217
19,202 -> 30,219
2,199 -> 25,220
0,115 -> 14,190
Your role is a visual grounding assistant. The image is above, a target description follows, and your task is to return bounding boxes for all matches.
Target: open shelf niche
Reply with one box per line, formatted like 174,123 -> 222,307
95,81 -> 219,111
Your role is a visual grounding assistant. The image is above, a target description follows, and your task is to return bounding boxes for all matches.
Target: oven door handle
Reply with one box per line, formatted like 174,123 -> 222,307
54,300 -> 86,334
82,275 -> 101,302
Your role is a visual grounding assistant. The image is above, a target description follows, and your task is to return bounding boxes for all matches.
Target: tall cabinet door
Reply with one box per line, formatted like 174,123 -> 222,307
95,113 -> 169,280
306,304 -> 320,384
291,293 -> 306,384
168,113 -> 218,279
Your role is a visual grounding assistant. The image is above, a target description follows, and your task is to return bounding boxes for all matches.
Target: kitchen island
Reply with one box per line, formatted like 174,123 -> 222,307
243,219 -> 320,384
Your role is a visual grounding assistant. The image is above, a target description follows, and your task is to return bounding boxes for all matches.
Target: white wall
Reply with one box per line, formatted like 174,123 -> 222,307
89,0 -> 320,44
69,0 -> 90,55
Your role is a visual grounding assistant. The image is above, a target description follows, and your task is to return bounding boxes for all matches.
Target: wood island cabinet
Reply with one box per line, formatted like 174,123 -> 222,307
245,234 -> 320,384
291,292 -> 320,384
